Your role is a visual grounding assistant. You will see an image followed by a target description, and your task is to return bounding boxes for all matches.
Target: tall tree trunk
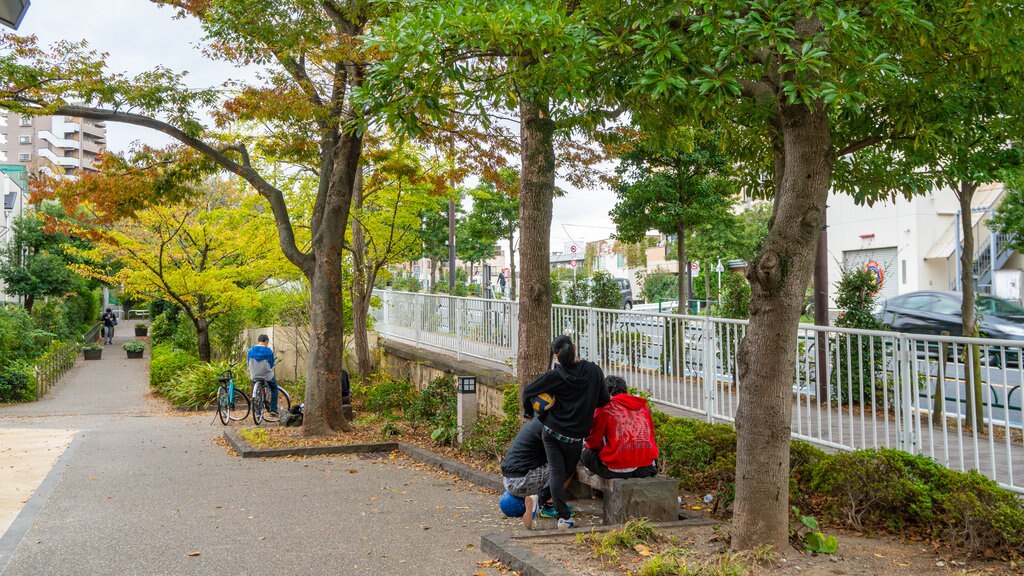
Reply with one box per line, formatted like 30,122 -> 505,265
732,103 -> 834,551
508,233 -> 518,301
24,293 -> 34,313
958,181 -> 985,430
516,97 -> 556,393
676,222 -> 688,311
350,167 -> 373,382
302,134 -> 361,436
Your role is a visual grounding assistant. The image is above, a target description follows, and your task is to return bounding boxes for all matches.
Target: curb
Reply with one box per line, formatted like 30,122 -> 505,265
481,518 -> 718,576
223,429 -> 398,458
222,431 -> 505,491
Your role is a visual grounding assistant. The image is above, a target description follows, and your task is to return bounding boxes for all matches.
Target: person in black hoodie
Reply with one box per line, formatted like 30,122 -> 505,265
522,335 -> 610,529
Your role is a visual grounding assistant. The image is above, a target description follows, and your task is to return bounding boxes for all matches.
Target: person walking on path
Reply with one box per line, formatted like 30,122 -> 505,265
522,335 -> 609,529
497,271 -> 507,295
582,376 -> 659,479
247,334 -> 279,416
101,308 -> 118,345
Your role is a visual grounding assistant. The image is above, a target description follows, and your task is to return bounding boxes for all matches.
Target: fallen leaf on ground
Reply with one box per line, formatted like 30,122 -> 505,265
634,544 -> 652,556
186,551 -> 201,557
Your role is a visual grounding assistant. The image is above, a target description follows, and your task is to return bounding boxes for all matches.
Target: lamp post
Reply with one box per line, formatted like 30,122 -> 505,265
0,0 -> 30,29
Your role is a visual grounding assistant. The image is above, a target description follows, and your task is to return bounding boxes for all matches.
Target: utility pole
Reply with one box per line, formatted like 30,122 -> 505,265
448,197 -> 456,292
814,207 -> 829,398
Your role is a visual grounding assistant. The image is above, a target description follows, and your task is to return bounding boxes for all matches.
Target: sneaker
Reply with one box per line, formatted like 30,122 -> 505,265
539,503 -> 575,518
522,495 -> 538,530
557,518 -> 575,530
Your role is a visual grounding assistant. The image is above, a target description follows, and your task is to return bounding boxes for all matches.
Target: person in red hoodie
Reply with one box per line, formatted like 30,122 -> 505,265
582,376 -> 659,479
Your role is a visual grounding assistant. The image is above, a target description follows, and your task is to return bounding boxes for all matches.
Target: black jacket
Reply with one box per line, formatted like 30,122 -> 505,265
522,360 -> 610,439
500,417 -> 546,477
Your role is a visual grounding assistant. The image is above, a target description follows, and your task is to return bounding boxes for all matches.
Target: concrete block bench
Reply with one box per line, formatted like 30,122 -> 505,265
571,465 -> 679,525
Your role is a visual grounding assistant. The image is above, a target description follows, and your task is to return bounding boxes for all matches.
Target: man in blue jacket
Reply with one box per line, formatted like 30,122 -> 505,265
247,334 -> 278,416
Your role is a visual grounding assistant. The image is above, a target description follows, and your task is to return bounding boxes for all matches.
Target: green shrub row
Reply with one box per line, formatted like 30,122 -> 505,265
651,410 -> 1024,557
0,363 -> 35,403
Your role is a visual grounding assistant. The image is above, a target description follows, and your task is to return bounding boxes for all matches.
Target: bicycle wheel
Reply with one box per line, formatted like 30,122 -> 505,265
252,383 -> 265,425
227,388 -> 251,422
216,386 -> 230,425
262,387 -> 291,423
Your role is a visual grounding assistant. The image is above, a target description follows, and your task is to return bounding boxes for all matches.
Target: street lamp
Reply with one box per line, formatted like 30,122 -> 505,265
0,0 -> 30,29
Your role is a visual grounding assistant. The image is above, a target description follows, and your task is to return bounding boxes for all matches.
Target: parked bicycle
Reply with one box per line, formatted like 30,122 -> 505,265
251,378 -> 291,425
215,364 -> 251,425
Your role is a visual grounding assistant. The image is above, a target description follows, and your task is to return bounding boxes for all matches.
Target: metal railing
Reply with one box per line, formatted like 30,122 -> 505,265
33,341 -> 80,399
372,290 -> 1024,494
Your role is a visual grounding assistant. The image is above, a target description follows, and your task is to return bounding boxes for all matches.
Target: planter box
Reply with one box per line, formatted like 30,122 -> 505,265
83,349 -> 102,360
126,350 -> 144,359
135,326 -> 148,337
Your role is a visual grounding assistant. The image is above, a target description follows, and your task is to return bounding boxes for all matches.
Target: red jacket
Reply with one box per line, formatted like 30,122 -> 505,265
585,393 -> 659,470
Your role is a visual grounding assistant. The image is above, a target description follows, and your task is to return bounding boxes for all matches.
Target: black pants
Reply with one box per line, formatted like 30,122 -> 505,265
540,429 -> 583,520
581,447 -> 658,479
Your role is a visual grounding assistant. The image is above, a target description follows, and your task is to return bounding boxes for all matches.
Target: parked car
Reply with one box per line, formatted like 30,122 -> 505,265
877,290 -> 1024,365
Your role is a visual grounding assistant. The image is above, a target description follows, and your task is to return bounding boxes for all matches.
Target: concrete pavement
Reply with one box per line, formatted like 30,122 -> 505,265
0,320 -> 514,575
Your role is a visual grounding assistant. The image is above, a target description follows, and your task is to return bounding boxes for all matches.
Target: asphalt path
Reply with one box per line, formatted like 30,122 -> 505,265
0,321 -> 514,576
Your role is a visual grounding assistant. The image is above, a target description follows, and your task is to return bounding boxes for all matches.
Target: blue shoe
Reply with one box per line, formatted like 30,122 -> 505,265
522,495 -> 538,530
557,518 -> 575,530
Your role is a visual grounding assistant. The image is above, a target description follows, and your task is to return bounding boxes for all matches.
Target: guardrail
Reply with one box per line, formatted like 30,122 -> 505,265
373,290 -> 1024,494
83,321 -> 102,345
33,341 -> 80,399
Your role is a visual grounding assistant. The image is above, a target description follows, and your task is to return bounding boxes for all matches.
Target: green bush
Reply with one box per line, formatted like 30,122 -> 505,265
590,271 -> 622,310
407,375 -> 457,440
171,317 -> 198,354
0,363 -> 35,402
164,360 -> 250,408
640,271 -> 678,303
462,383 -> 520,460
809,448 -> 1024,556
0,303 -> 52,365
361,372 -> 416,416
148,343 -> 200,393
149,311 -> 178,346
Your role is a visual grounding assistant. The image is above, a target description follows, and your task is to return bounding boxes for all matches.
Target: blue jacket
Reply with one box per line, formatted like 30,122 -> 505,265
247,345 -> 275,382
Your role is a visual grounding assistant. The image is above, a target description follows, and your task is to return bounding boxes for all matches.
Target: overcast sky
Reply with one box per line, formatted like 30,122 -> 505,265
18,1 -> 619,251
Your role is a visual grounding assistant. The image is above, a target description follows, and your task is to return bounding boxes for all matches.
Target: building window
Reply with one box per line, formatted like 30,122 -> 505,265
18,135 -> 31,144
19,152 -> 31,161
19,117 -> 31,127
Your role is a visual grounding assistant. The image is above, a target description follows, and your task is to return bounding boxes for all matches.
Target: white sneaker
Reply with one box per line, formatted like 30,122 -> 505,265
522,495 -> 538,530
557,518 -> 575,530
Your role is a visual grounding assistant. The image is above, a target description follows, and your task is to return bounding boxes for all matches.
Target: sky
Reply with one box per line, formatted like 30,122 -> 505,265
16,1 -> 620,252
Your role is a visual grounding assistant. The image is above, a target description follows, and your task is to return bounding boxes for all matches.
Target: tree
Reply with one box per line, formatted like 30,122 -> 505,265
348,143 -> 436,378
68,181 -> 291,361
0,202 -> 90,313
466,170 -> 520,299
610,127 -> 735,307
1,2 -> 377,434
416,193 -> 455,293
990,172 -> 1024,253
363,0 -> 600,396
589,0 -> 1024,549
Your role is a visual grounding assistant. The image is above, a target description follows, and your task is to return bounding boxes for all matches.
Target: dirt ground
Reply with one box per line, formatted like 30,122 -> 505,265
525,523 -> 1019,576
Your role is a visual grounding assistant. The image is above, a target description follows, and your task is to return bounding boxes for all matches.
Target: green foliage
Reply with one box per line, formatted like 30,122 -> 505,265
809,448 -> 1024,556
407,375 -> 458,444
209,307 -> 248,360
462,382 -> 521,460
991,173 -> 1024,254
831,268 -> 887,404
148,310 -> 178,346
360,372 -> 417,416
388,273 -> 422,293
148,343 -> 200,393
163,360 -> 250,409
122,340 -> 147,352
0,304 -> 51,365
81,342 -> 103,352
717,273 -> 750,320
0,363 -> 35,403
640,271 -> 678,303
171,318 -> 198,354
563,274 -> 591,307
590,271 -> 622,310
791,507 -> 839,555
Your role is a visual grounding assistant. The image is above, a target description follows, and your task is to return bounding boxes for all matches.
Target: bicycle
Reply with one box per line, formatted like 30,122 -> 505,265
251,378 -> 291,425
215,364 -> 251,425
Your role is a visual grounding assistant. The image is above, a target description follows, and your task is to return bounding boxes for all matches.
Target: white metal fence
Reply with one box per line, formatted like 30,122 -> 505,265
372,290 -> 1024,493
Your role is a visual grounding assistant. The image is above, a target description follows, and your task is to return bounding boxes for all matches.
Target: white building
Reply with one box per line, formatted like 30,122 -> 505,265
826,183 -> 1024,304
0,167 -> 27,303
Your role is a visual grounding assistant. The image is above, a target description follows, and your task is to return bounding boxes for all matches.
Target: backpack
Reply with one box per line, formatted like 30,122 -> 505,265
280,404 -> 303,427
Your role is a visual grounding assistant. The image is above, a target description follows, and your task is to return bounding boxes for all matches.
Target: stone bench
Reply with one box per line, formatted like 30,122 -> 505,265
570,465 -> 678,525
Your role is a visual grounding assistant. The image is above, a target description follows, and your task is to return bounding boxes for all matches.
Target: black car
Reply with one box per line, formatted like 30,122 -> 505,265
877,290 -> 1024,365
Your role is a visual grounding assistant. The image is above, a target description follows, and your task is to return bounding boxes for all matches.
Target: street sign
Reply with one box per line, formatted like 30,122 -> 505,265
715,261 -> 725,273
569,259 -> 577,269
690,261 -> 700,275
570,244 -> 577,254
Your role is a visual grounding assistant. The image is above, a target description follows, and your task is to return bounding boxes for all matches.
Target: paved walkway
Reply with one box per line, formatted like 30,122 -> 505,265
0,321 -> 514,575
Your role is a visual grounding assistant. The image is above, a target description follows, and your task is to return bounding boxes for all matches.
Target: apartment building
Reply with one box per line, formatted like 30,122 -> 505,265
0,111 -> 107,176
0,166 -> 27,303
